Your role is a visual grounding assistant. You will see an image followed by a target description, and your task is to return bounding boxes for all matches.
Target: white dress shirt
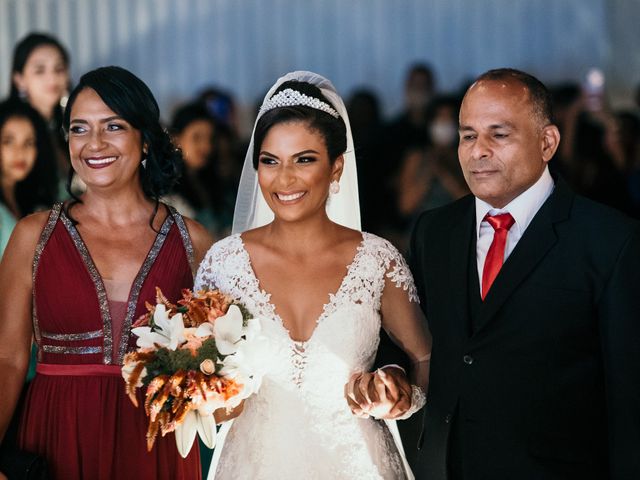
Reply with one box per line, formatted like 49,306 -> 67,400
475,166 -> 555,292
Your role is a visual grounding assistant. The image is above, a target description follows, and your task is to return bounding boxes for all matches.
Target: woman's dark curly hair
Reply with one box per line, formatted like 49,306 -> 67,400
62,66 -> 182,224
252,80 -> 347,169
0,100 -> 58,215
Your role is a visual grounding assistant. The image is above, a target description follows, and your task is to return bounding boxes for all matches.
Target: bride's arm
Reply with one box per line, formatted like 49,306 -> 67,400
193,240 -> 246,424
346,256 -> 431,420
380,273 -> 431,393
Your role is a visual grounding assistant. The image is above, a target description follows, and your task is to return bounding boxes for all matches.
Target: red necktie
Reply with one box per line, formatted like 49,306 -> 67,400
481,213 -> 515,300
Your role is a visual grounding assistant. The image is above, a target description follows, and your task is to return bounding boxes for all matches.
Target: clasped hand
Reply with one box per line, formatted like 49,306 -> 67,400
344,367 -> 412,419
213,400 -> 245,423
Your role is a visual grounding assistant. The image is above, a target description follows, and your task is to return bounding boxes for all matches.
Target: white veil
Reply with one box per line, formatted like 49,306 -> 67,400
232,71 -> 361,234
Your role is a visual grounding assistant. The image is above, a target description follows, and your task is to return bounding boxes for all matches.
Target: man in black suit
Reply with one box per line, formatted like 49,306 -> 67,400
406,68 -> 640,479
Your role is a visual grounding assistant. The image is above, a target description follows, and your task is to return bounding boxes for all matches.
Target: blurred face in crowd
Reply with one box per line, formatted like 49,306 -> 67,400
13,45 -> 69,118
405,69 -> 434,111
0,116 -> 37,185
257,121 -> 342,224
176,119 -> 214,170
429,104 -> 458,147
68,88 -> 143,191
457,79 -> 560,208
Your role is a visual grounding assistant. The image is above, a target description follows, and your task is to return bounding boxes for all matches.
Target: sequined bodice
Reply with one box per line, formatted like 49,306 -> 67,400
32,203 -> 195,365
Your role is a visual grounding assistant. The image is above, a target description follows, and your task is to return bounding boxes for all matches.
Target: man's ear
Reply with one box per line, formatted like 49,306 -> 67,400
541,124 -> 561,164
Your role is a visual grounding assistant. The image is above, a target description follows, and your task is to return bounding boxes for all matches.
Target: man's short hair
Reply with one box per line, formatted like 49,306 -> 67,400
473,68 -> 554,127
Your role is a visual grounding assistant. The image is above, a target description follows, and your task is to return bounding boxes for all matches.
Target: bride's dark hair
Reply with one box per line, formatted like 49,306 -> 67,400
252,80 -> 347,169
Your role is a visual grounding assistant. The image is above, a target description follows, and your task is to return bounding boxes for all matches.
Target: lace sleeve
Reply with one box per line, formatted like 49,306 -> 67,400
193,245 -> 216,291
384,255 -> 419,304
194,241 -> 224,291
372,236 -> 419,303
375,237 -> 431,396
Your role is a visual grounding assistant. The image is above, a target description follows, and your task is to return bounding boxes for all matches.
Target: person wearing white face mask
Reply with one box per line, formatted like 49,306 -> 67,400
396,96 -> 469,250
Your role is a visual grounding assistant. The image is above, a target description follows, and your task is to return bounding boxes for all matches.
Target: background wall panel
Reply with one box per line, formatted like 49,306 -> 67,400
0,0 -> 637,133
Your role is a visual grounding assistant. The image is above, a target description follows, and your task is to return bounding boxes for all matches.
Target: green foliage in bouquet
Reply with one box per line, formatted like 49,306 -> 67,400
141,338 -> 221,387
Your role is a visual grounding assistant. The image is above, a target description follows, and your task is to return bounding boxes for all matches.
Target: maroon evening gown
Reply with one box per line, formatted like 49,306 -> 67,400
18,203 -> 201,480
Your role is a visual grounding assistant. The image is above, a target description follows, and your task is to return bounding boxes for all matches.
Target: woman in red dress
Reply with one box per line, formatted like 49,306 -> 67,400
0,66 -> 212,479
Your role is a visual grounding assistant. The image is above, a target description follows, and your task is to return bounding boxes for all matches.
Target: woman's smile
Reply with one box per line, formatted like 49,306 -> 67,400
84,155 -> 118,168
274,190 -> 306,203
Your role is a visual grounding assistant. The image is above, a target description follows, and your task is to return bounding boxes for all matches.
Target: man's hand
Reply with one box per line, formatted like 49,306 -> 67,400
344,367 -> 412,420
213,400 -> 245,423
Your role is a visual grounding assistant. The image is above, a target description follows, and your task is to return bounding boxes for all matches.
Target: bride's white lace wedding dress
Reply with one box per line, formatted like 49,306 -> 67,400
195,233 -> 419,479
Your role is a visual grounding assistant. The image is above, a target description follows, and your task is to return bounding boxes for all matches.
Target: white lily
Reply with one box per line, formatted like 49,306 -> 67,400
219,325 -> 273,397
131,304 -> 185,350
195,304 -> 244,355
242,317 -> 262,340
174,409 -> 218,457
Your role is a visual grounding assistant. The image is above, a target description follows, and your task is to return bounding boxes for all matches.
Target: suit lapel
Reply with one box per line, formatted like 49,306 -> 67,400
449,199 -> 476,337
473,178 -> 574,333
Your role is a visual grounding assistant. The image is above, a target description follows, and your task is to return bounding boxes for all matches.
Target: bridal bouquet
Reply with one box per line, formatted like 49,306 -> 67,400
122,287 -> 269,457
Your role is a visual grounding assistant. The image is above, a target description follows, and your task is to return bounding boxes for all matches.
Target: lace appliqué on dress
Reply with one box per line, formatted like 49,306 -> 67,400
196,233 -> 416,480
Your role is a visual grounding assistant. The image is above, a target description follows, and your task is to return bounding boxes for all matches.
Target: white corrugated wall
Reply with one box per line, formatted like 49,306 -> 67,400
1,0 -> 636,130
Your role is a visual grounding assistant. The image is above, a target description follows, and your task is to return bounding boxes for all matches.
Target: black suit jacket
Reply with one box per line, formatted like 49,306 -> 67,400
408,179 -> 640,479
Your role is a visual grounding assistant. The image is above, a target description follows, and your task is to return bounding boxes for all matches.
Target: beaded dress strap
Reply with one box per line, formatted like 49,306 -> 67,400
31,202 -> 64,350
167,204 -> 196,276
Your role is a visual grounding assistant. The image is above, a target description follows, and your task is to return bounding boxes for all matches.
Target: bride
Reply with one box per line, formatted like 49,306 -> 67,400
195,71 -> 431,479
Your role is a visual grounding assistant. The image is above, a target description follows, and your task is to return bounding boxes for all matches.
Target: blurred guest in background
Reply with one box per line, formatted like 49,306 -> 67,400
615,111 -> 640,218
198,87 -> 243,237
0,101 -> 57,254
387,63 -> 436,154
167,101 -> 219,235
205,120 -> 242,238
198,86 -> 237,132
555,82 -> 632,214
347,88 -> 384,232
396,95 -> 468,249
377,63 -> 437,246
7,32 -> 71,197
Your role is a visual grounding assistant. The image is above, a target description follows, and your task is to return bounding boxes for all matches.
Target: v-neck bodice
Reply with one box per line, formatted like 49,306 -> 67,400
32,202 -> 195,365
237,233 -> 366,344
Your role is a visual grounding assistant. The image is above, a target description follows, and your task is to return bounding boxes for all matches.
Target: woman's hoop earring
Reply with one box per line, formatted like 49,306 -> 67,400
330,180 -> 340,195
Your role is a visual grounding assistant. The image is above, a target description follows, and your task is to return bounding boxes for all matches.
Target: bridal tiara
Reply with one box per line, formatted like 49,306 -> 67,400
259,88 -> 340,118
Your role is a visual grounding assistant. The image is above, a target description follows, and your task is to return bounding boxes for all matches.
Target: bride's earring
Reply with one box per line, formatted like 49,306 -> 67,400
330,180 -> 340,195
141,146 -> 148,169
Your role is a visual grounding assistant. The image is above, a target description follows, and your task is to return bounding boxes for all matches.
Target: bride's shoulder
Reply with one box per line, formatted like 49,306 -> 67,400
195,234 -> 246,286
361,232 -> 402,256
359,232 -> 412,268
202,233 -> 244,261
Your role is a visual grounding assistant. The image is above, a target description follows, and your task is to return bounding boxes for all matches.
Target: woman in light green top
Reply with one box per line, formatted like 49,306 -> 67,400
0,101 -> 58,243
0,203 -> 16,254
0,101 -> 58,384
